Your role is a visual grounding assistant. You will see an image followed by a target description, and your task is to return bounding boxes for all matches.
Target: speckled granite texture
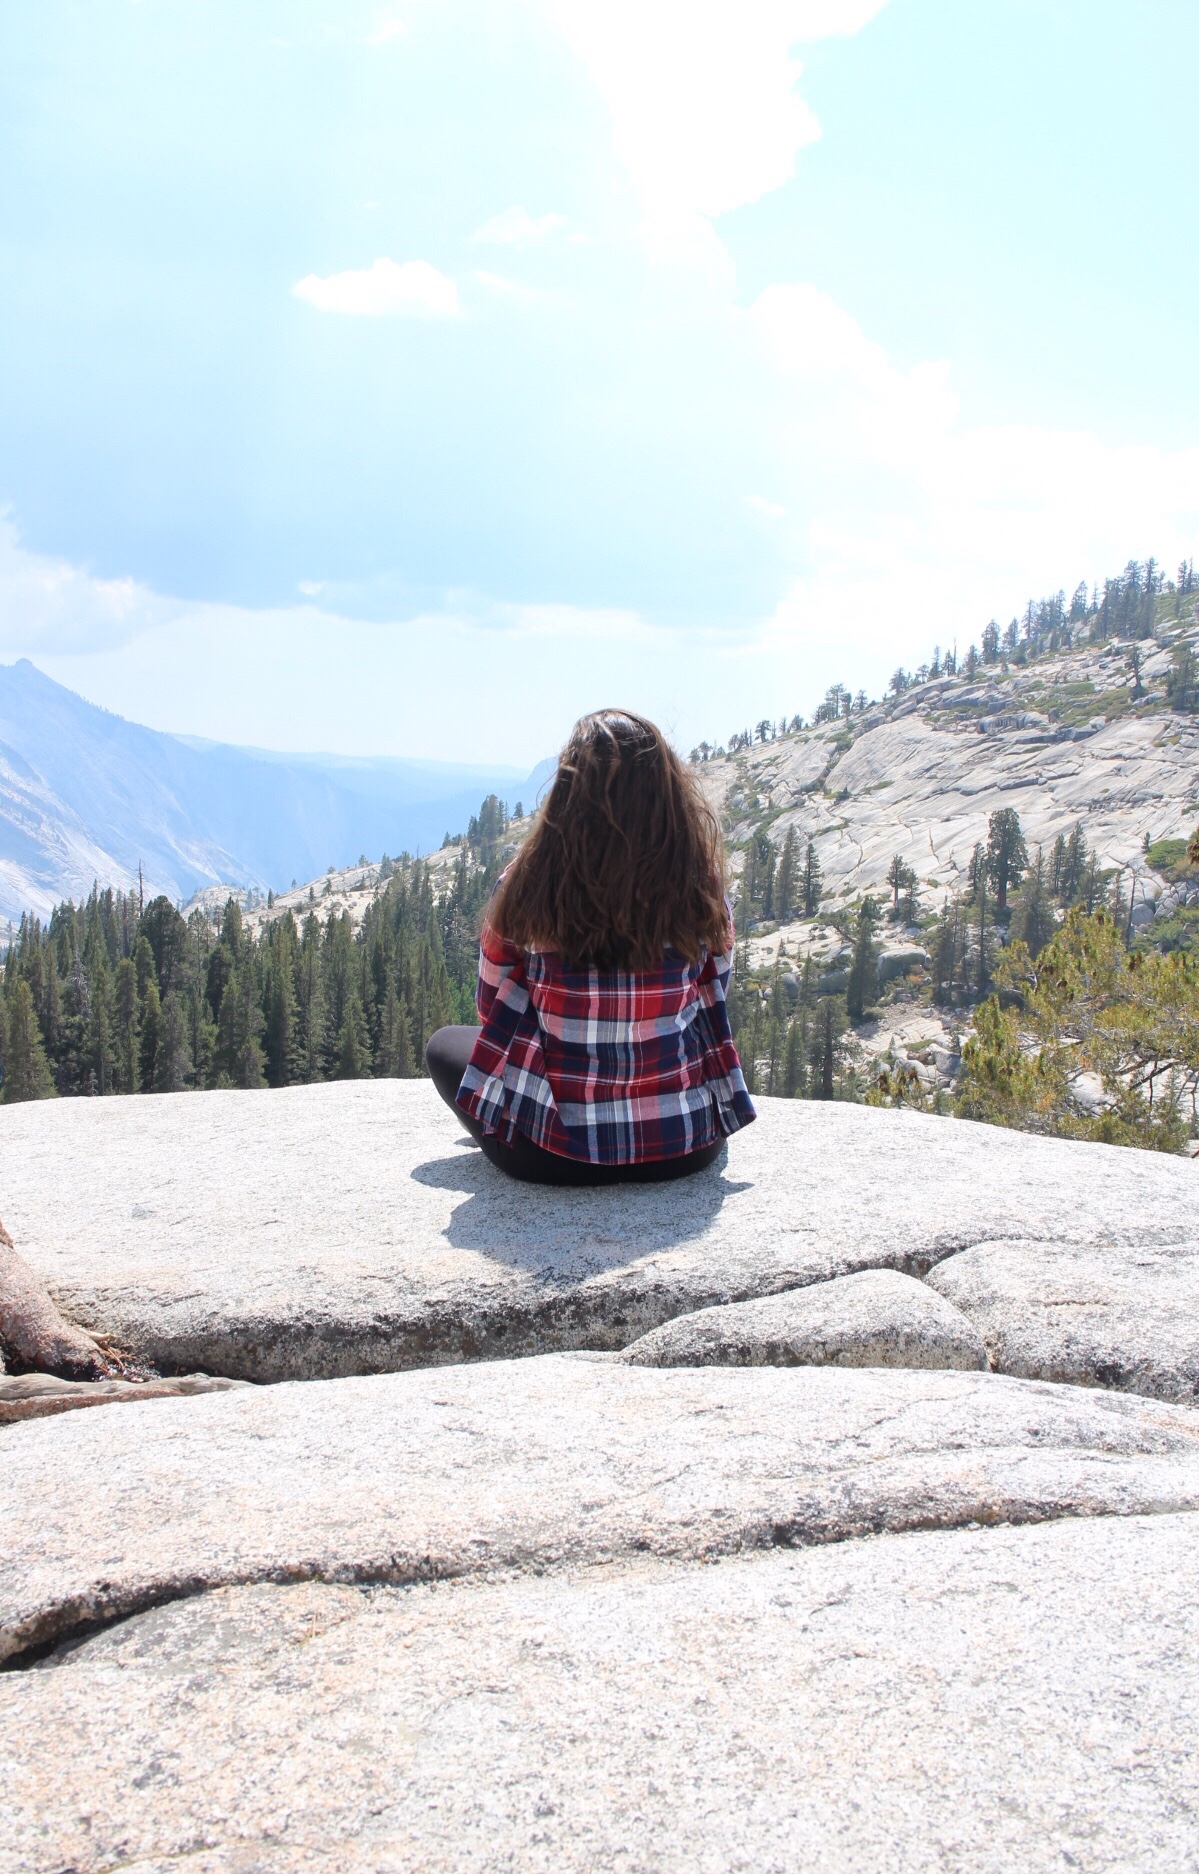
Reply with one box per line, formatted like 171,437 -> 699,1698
0,1080 -> 1195,1381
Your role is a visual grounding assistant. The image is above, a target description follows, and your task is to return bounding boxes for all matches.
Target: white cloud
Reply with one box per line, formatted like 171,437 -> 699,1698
472,269 -> 555,304
0,516 -> 170,656
365,1 -> 433,43
291,257 -> 459,318
743,281 -> 1199,698
539,0 -> 891,257
5,277 -> 1198,759
470,206 -> 568,248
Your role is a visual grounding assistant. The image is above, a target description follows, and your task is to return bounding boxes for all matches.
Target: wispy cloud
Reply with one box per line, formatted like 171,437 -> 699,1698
538,0 -> 891,261
470,206 -> 568,249
366,6 -> 408,44
473,269 -> 553,303
291,257 -> 459,318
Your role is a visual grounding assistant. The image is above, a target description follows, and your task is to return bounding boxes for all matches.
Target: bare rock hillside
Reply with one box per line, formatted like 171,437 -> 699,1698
700,628 -> 1199,914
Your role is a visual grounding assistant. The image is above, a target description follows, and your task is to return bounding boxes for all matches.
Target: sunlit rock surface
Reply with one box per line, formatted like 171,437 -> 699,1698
4,1516 -> 1198,1873
1,1081 -> 1195,1383
5,1082 -> 1199,1871
619,1267 -> 990,1370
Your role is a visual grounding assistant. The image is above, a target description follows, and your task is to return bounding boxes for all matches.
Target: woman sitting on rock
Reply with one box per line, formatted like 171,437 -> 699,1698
426,708 -> 756,1186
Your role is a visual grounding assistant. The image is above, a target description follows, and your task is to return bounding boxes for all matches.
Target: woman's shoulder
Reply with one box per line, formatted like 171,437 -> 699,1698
479,918 -> 526,966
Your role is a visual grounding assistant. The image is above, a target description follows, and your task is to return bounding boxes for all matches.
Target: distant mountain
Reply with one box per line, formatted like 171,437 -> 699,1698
0,660 -> 540,924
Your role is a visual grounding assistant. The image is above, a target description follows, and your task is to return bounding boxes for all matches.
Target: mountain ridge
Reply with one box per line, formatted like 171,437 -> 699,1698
0,659 -> 535,924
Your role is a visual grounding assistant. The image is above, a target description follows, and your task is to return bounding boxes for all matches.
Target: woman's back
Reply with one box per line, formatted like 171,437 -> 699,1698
428,709 -> 755,1181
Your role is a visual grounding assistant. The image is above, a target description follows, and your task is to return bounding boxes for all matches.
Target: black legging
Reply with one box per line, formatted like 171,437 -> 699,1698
425,1025 -> 724,1187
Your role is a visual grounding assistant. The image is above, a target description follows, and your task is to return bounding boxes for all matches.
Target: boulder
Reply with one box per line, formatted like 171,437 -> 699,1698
619,1267 -> 988,1370
1,1081 -> 1196,1382
877,945 -> 931,983
0,1371 -> 249,1427
3,1420 -> 1199,1868
5,1354 -> 1199,1667
928,1237 -> 1199,1404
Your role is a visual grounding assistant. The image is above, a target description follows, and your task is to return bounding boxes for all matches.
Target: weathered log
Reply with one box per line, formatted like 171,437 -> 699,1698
0,1217 -> 122,1380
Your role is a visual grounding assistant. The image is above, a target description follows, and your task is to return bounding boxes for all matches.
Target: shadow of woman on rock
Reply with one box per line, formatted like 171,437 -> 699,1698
409,1144 -> 755,1276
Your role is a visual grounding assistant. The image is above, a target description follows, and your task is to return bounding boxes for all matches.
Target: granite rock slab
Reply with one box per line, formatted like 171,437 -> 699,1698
2,1080 -> 1196,1381
5,1353 -> 1199,1664
620,1266 -> 989,1370
4,1513 -> 1198,1873
0,1371 -> 249,1427
927,1237 -> 1199,1404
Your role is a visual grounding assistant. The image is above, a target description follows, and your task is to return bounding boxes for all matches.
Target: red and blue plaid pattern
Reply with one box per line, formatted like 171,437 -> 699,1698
455,917 -> 756,1164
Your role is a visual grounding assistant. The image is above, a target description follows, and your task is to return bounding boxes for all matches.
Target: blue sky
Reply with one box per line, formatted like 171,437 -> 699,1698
1,0 -> 1196,764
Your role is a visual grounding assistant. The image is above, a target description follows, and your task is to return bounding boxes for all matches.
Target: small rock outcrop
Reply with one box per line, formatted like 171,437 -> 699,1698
619,1267 -> 988,1370
0,1371 -> 249,1426
927,1236 -> 1199,1403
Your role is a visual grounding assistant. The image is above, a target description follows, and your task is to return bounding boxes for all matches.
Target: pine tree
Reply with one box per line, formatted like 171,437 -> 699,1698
411,922 -> 455,1064
334,995 -> 372,1080
263,919 -> 299,1088
1008,850 -> 1056,959
986,809 -> 1029,917
133,934 -> 156,1004
156,991 -> 193,1092
846,899 -> 879,1020
139,980 -> 162,1091
205,941 -> 234,1024
220,898 -> 244,960
932,900 -> 968,1005
87,953 -> 115,1094
114,957 -> 140,1094
782,1015 -> 807,1097
215,963 -> 266,1089
774,827 -> 797,923
973,862 -> 992,997
141,896 -> 189,994
295,913 -> 326,1083
812,997 -> 842,1099
1057,823 -> 1088,906
376,983 -> 414,1077
801,840 -> 822,918
2,978 -> 57,1101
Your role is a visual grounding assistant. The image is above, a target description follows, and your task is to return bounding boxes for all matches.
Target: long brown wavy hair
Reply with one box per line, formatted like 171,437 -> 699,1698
490,710 -> 729,969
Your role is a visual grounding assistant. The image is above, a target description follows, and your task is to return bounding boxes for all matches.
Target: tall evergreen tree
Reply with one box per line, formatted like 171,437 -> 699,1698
2,978 -> 57,1101
812,997 -> 844,1099
846,899 -> 880,1020
114,957 -> 140,1094
376,984 -> 414,1077
801,840 -> 822,918
986,808 -> 1029,917
86,952 -> 115,1094
774,827 -> 798,923
1008,850 -> 1056,959
156,990 -> 193,1092
139,979 -> 163,1092
215,963 -> 266,1089
334,995 -> 372,1080
782,1013 -> 807,1097
294,912 -> 326,1083
263,917 -> 299,1088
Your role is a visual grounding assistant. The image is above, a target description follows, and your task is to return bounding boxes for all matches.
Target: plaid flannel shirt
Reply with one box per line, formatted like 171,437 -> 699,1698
455,916 -> 756,1164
